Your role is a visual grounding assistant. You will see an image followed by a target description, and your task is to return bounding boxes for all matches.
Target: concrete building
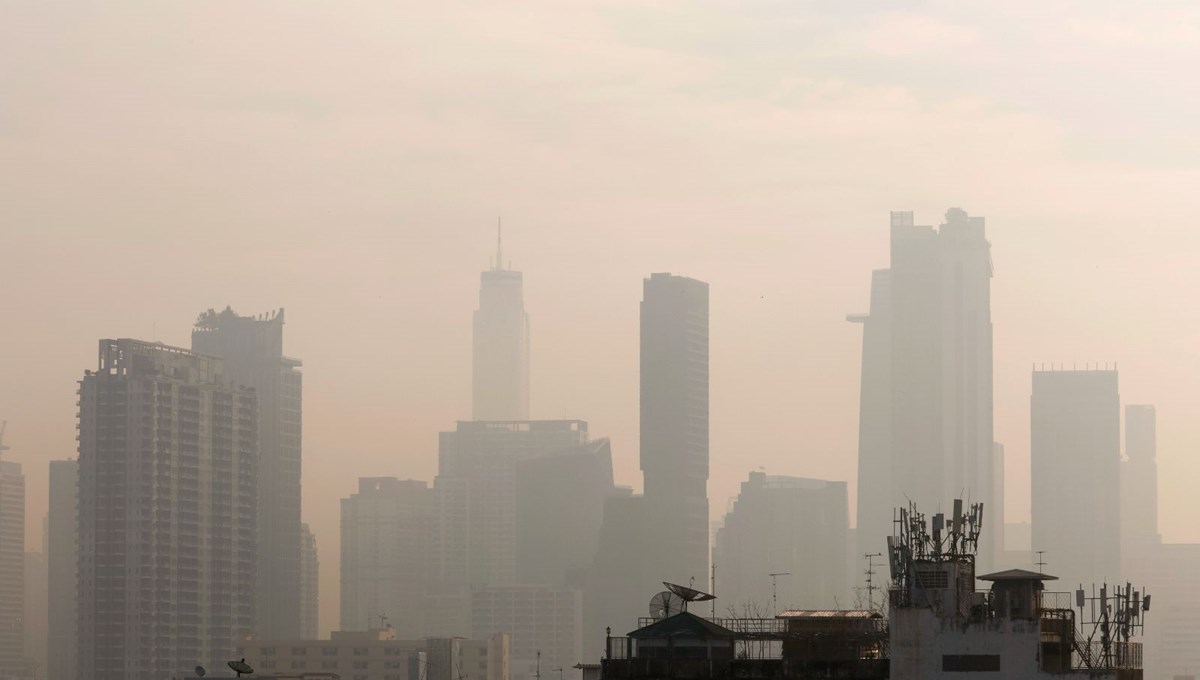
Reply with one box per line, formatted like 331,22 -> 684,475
471,586 -> 582,680
234,628 -> 510,680
300,523 -> 320,640
640,273 -> 710,587
713,473 -> 849,614
46,459 -> 77,680
850,210 -> 996,571
340,478 -> 434,638
588,274 -> 710,660
77,339 -> 258,680
0,460 -> 25,678
24,550 -> 47,680
1146,543 -> 1200,679
847,269 -> 892,578
435,420 -> 590,590
473,231 -> 530,421
1122,405 -> 1160,552
515,438 -> 615,587
1031,368 -> 1121,589
193,306 -> 303,639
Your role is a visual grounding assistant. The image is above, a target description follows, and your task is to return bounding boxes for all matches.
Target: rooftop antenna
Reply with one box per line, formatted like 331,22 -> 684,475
535,650 -> 541,680
1035,551 -> 1048,574
864,553 -> 883,611
769,573 -> 791,615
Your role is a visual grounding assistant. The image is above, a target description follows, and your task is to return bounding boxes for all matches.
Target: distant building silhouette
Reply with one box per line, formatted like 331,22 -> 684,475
851,210 -> 996,569
588,273 -> 710,659
473,231 -> 530,421
713,473 -> 849,613
24,549 -> 47,680
300,522 -> 320,640
232,628 -> 511,680
515,438 -> 615,587
47,459 -> 78,680
77,339 -> 258,680
435,420 -> 590,590
192,307 -> 303,639
340,478 -> 435,638
640,273 -> 710,585
1031,368 -> 1120,588
1121,405 -> 1159,550
471,585 -> 582,680
0,460 -> 25,678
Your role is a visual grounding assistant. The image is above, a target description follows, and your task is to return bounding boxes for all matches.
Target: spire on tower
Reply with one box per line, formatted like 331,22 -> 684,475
495,217 -> 504,271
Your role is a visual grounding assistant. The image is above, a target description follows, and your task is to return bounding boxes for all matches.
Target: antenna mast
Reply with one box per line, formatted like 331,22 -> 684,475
768,573 -> 790,615
863,553 -> 883,611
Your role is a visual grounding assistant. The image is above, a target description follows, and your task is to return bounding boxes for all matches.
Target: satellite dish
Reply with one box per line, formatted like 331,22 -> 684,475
663,581 -> 716,604
227,658 -> 254,677
649,591 -> 682,619
195,667 -> 207,678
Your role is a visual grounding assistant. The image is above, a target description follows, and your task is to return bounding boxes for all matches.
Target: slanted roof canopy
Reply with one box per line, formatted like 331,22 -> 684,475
628,612 -> 736,639
777,610 -> 882,619
978,568 -> 1058,582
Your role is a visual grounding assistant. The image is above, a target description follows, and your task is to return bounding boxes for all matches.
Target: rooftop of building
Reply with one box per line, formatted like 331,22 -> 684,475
628,612 -> 737,639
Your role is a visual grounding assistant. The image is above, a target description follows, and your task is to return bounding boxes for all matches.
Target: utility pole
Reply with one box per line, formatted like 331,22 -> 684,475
864,553 -> 883,611
768,573 -> 790,615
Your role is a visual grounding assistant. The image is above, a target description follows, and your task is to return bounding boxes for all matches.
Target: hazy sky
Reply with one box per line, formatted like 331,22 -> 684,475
6,1 -> 1200,635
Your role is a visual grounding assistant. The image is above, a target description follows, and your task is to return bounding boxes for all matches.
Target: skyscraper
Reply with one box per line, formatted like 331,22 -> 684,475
435,420 -> 591,590
586,274 -> 709,659
300,523 -> 320,640
47,459 -> 77,680
851,210 -> 995,568
1030,368 -> 1120,588
192,307 -> 303,639
78,339 -> 258,680
0,460 -> 25,678
640,273 -> 710,586
1122,405 -> 1159,550
713,473 -> 849,613
848,269 -> 892,564
473,231 -> 530,421
515,438 -> 615,587
340,478 -> 434,638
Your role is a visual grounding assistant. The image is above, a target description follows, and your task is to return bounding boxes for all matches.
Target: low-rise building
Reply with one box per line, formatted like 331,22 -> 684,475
234,629 -> 509,680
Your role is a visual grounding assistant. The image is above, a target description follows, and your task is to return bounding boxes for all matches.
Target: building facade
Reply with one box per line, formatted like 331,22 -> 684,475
713,473 -> 849,614
235,629 -> 510,680
47,459 -> 77,680
1121,404 -> 1159,551
300,523 -> 320,640
340,478 -> 434,638
640,273 -> 710,587
192,306 -> 303,639
0,460 -> 25,678
470,586 -> 582,680
1030,368 -> 1121,589
851,210 -> 996,571
77,339 -> 258,680
435,420 -> 590,590
24,549 -> 47,680
515,438 -> 615,587
473,235 -> 530,421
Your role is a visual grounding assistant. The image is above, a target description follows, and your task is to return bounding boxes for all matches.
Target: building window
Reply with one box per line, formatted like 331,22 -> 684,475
943,655 -> 1000,672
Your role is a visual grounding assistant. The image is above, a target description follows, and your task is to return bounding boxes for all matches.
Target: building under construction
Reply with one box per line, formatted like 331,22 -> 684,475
599,500 -> 1150,679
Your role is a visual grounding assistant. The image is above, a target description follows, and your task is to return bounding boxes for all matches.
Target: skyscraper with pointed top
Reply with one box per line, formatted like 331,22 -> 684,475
473,225 -> 530,420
